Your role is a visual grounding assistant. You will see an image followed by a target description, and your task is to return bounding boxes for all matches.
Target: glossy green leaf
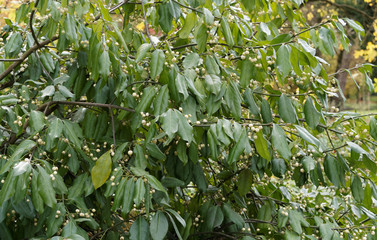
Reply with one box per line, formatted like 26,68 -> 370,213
158,3 -> 173,33
91,151 -> 112,189
205,205 -> 224,230
295,125 -> 320,147
271,124 -> 291,160
254,130 -> 271,161
37,165 -> 57,208
272,158 -> 287,178
30,110 -> 45,133
179,12 -> 197,39
227,130 -> 246,164
237,169 -> 253,195
196,24 -> 208,52
304,96 -> 321,129
130,217 -> 151,240
150,211 -> 168,240
221,17 -> 234,47
150,49 -> 165,79
276,45 -> 291,78
370,117 -> 377,141
278,94 -> 296,123
136,43 -> 152,63
161,109 -> 179,139
351,175 -> 364,202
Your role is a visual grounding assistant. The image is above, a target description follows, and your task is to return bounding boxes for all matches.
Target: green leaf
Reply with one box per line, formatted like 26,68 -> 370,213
0,139 -> 36,175
134,145 -> 148,170
64,14 -> 77,42
158,3 -> 173,33
177,140 -> 188,165
150,49 -> 165,79
240,60 -> 252,88
136,43 -> 152,63
37,165 -> 57,208
324,155 -> 343,187
183,53 -> 200,69
261,99 -> 273,123
153,85 -> 169,116
271,124 -> 291,160
196,24 -> 208,52
244,89 -> 260,117
288,210 -> 308,235
161,109 -> 178,139
63,120 -> 82,148
13,160 -> 31,176
145,174 -> 168,196
165,209 -> 186,227
222,203 -> 244,228
304,96 -> 321,129
276,45 -> 291,78
203,8 -> 214,25
344,18 -> 365,39
227,130 -> 246,164
96,0 -> 112,21
134,178 -> 146,207
272,158 -> 287,178
136,86 -> 157,113
91,151 -> 112,189
278,94 -> 296,123
351,175 -> 364,202
176,110 -> 193,143
221,17 -> 234,47
295,125 -> 320,147
0,171 -> 16,205
204,74 -> 221,95
150,211 -> 168,240
318,27 -> 335,56
347,141 -> 369,156
41,85 -> 55,98
175,74 -> 189,100
146,143 -> 166,161
179,12 -> 197,39
224,81 -> 242,120
254,130 -> 271,161
130,217 -> 151,240
30,110 -> 45,133
5,32 -> 22,57
237,169 -> 253,195
370,117 -> 377,141
302,156 -> 315,172
205,205 -> 224,231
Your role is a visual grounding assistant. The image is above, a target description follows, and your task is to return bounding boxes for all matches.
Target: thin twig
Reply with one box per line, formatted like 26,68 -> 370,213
141,0 -> 156,50
41,100 -> 135,113
171,0 -> 203,14
0,58 -> 23,62
30,0 -> 41,48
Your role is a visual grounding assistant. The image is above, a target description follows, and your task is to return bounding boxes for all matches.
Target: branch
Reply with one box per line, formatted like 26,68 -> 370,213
0,58 -> 23,62
292,19 -> 332,38
310,0 -> 374,21
41,100 -> 136,113
188,231 -> 238,240
0,35 -> 59,83
171,0 -> 203,14
30,0 -> 41,48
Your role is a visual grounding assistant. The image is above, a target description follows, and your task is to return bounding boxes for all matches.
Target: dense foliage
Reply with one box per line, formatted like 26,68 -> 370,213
0,0 -> 376,239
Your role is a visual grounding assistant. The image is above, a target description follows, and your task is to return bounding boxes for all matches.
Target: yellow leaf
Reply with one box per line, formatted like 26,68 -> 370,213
136,22 -> 145,32
91,150 -> 112,189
